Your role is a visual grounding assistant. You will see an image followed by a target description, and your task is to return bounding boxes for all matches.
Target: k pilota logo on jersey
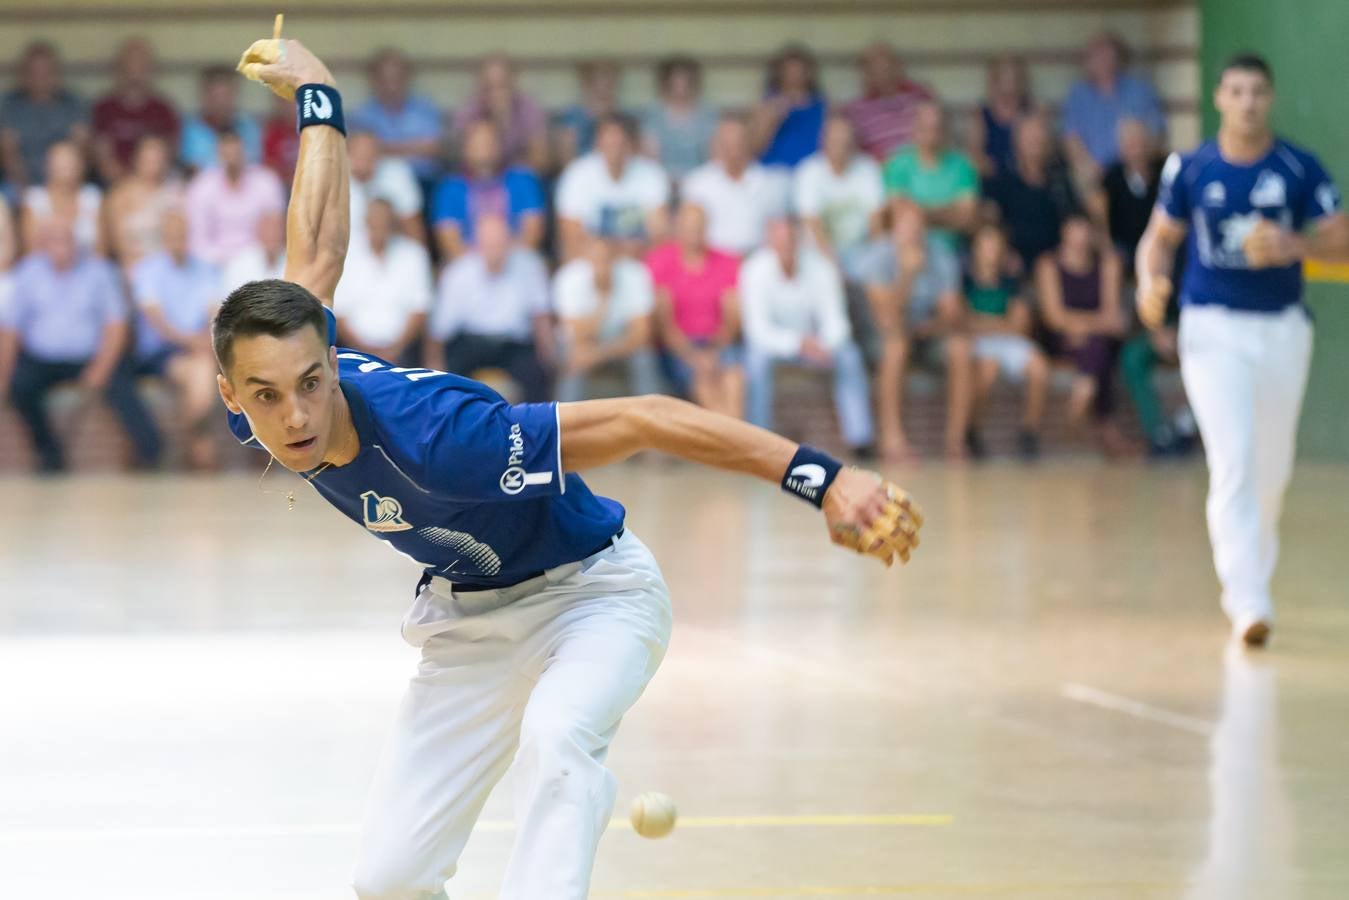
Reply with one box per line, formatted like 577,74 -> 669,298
499,422 -> 555,494
303,87 -> 333,121
361,490 -> 412,532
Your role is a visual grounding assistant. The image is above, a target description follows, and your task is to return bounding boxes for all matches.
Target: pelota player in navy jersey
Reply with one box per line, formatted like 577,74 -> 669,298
1137,53 -> 1349,647
224,35 -> 922,900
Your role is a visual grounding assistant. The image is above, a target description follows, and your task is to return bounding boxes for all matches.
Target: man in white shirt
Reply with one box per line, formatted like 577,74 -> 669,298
333,198 -> 432,365
219,211 -> 285,297
426,213 -> 554,402
682,114 -> 788,256
555,114 -> 670,260
553,235 -> 662,401
793,112 -> 885,279
349,130 -> 425,246
741,217 -> 874,453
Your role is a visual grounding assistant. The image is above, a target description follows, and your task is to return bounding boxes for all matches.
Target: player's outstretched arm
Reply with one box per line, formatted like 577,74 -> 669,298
237,31 -> 349,306
558,395 -> 923,566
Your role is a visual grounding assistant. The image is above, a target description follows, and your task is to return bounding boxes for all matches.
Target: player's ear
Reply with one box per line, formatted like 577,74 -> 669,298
328,345 -> 339,382
218,372 -> 242,415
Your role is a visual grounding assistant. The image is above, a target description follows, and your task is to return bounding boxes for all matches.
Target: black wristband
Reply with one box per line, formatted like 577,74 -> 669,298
781,445 -> 842,509
295,84 -> 345,136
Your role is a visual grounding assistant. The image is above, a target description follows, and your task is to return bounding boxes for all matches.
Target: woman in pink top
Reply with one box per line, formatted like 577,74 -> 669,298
646,202 -> 744,417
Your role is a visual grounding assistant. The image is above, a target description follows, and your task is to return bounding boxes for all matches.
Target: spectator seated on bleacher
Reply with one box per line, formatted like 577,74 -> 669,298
352,48 -> 445,188
185,129 -> 284,267
432,118 -> 544,262
1092,117 -> 1166,264
90,37 -> 178,186
453,53 -> 549,173
793,111 -> 886,281
749,44 -> 826,171
261,93 -> 300,187
105,134 -> 183,273
964,54 -> 1033,179
179,65 -> 261,174
129,209 -> 221,470
427,213 -> 553,403
641,56 -> 718,183
554,59 -> 623,168
842,41 -> 933,163
740,217 -> 873,456
983,111 -> 1080,275
647,203 -> 744,418
1060,31 -> 1166,186
1034,214 -> 1134,457
20,139 -> 105,257
884,100 -> 979,253
348,130 -> 424,247
961,223 -> 1049,460
220,211 -> 286,294
681,114 -> 787,257
553,234 -> 661,402
857,206 -> 969,462
0,221 -> 160,473
555,114 -> 670,261
333,198 -> 432,367
0,41 -> 88,195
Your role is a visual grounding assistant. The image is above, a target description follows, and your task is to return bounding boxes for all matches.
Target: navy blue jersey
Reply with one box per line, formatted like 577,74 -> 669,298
1158,138 -> 1340,313
228,310 -> 624,587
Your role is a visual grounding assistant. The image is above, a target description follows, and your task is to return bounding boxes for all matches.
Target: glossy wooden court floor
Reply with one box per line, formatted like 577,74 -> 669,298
2,462 -> 1348,900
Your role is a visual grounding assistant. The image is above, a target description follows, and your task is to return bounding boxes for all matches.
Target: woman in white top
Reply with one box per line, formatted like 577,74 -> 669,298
21,140 -> 106,257
105,134 -> 185,272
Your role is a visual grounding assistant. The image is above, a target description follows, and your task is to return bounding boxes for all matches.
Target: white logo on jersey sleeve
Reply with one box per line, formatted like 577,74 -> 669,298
1160,152 -> 1182,188
1316,183 -> 1341,216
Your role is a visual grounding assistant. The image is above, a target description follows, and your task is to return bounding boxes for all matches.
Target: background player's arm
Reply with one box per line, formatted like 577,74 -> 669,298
1135,208 -> 1188,329
558,395 -> 915,561
237,36 -> 349,306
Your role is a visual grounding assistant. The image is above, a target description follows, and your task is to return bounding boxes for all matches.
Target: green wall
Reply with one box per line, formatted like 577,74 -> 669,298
1201,0 -> 1349,459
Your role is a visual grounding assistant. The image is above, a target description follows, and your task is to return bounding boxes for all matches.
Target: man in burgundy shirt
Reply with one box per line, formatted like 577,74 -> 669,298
842,42 -> 934,162
90,37 -> 179,185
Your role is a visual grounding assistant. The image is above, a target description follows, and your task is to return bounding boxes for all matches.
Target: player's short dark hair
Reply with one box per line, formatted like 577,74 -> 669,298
213,279 -> 328,374
1220,52 -> 1273,86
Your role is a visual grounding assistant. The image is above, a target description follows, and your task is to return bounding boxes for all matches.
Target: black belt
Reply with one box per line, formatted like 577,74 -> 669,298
416,529 -> 624,595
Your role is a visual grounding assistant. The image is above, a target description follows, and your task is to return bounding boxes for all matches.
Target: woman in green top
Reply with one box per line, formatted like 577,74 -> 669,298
962,223 -> 1049,459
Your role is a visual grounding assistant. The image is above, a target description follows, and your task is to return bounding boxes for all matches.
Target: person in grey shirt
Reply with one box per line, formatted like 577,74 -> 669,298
0,41 -> 88,192
0,221 -> 160,472
426,213 -> 554,402
642,56 -> 719,183
857,205 -> 973,462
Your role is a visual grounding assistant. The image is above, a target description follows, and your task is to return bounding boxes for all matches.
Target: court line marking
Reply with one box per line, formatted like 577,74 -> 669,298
0,813 -> 952,844
507,881 -> 1206,898
1060,682 -> 1214,737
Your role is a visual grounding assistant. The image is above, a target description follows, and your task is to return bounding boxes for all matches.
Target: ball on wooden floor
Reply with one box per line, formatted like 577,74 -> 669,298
630,791 -> 677,838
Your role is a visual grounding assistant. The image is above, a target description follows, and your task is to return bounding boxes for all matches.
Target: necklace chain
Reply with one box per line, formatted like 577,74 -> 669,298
258,456 -> 334,511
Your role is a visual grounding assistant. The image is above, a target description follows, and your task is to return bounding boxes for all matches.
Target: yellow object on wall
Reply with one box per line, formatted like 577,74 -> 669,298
1305,259 -> 1349,284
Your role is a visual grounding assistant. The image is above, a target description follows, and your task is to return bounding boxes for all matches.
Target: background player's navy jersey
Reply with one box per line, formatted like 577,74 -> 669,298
1158,138 -> 1341,313
227,311 -> 624,587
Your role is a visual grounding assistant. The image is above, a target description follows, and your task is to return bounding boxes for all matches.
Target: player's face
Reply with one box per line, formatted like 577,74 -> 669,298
219,327 -> 341,473
1216,69 -> 1273,138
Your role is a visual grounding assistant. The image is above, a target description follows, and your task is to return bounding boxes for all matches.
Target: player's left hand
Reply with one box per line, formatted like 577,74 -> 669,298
823,468 -> 924,567
1243,218 -> 1302,269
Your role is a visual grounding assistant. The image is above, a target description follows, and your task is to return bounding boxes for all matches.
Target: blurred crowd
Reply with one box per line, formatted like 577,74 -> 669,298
0,32 -> 1198,473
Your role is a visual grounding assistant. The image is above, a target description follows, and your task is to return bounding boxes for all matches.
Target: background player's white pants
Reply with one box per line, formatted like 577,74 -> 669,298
352,531 -> 673,900
1179,304 -> 1312,625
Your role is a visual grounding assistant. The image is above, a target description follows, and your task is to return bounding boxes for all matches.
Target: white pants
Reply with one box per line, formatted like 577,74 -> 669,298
353,530 -> 673,900
1179,304 -> 1313,624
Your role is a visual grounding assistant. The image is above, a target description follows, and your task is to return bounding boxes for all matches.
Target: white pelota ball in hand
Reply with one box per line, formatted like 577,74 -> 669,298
630,791 -> 677,838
